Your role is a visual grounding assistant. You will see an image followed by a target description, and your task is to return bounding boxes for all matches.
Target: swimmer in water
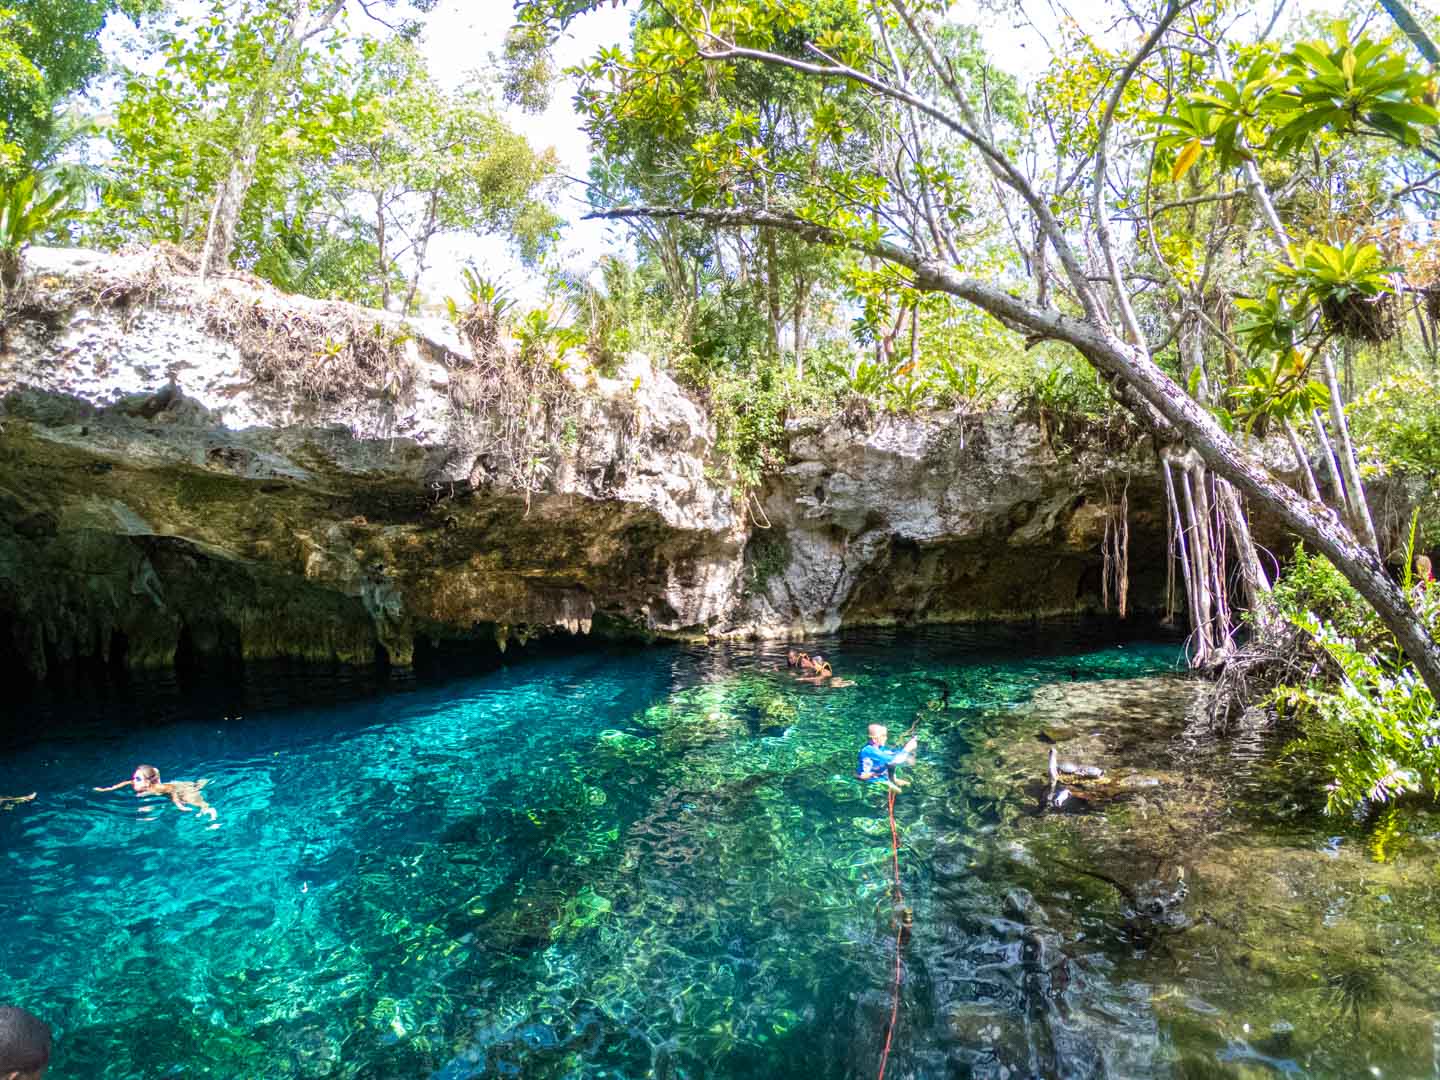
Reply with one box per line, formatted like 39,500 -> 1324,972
94,764 -> 217,820
856,723 -> 919,793
0,793 -> 36,809
797,653 -> 854,686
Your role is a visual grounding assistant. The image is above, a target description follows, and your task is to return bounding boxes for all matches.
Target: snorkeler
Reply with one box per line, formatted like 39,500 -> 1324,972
856,724 -> 919,793
0,794 -> 35,810
94,765 -> 217,820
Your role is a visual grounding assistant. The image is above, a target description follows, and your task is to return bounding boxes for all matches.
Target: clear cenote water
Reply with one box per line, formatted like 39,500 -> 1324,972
2,621 -> 1437,1079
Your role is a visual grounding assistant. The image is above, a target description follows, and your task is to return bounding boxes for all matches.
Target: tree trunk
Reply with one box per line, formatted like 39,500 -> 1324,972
1282,419 -> 1322,504
376,195 -> 389,311
402,190 -> 441,316
1311,408 -> 1346,505
199,93 -> 268,278
764,228 -> 781,358
589,206 -> 1440,701
1320,348 -> 1380,555
793,275 -> 810,375
198,0 -> 344,279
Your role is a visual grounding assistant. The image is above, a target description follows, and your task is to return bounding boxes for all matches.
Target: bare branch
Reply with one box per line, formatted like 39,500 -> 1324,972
1092,0 -> 1190,348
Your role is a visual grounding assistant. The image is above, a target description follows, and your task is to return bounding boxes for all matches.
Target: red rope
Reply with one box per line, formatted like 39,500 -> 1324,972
877,785 -> 904,1080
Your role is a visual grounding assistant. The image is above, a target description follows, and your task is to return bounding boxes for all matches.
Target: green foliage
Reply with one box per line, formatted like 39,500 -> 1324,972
1020,362 -> 1111,421
1267,27 -> 1440,153
0,0 -> 156,174
513,307 -> 585,371
0,168 -> 79,246
1226,349 -> 1329,434
1270,546 -> 1377,645
1272,545 -> 1440,813
446,267 -> 516,325
1149,24 -> 1439,180
100,9 -> 557,310
686,351 -> 830,495
1234,284 -> 1315,359
251,210 -> 394,308
102,0 -> 349,254
1274,240 -> 1395,337
0,167 -> 81,285
1351,368 -> 1440,481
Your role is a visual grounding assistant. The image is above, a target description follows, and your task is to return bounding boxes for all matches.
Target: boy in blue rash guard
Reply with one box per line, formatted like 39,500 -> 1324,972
856,724 -> 919,792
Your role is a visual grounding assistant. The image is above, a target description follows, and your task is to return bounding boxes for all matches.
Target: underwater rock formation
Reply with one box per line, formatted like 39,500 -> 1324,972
2,247 -> 1171,679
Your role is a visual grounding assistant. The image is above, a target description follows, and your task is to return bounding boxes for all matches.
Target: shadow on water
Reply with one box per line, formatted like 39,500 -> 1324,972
16,617 -> 1437,1078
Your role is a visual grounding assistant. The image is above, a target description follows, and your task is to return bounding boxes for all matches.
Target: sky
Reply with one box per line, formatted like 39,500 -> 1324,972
416,1 -> 635,302
414,0 -> 1345,305
98,0 -> 1355,306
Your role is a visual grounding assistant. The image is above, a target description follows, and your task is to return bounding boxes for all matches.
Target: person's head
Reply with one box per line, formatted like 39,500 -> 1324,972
867,723 -> 887,745
1417,554 -> 1433,581
131,765 -> 161,793
0,1005 -> 51,1080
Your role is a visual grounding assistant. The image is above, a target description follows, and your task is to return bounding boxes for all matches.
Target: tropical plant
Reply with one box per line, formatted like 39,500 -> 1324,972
513,308 -> 585,371
0,0 -> 159,176
0,170 -> 82,287
1273,545 -> 1440,813
931,355 -> 997,407
446,267 -> 517,324
1227,351 -> 1329,435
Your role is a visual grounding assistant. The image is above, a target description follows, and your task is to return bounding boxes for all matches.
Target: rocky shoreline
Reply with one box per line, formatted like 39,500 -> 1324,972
2,247 -> 1173,681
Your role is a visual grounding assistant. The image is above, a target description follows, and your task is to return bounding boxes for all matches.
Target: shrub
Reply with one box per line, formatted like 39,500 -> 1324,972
1271,542 -> 1440,812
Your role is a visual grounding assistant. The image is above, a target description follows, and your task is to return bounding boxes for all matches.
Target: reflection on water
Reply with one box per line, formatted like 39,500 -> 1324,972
1,620 -> 1435,1078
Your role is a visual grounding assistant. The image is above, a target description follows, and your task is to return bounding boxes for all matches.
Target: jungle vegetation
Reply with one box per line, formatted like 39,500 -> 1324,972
3,0 -> 1440,811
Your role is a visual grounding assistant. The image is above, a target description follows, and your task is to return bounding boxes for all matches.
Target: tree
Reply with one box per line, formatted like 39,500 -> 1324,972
325,37 -> 560,312
102,9 -> 559,309
0,0 -> 156,175
514,0 -> 1440,699
571,0 -> 899,369
191,0 -> 438,279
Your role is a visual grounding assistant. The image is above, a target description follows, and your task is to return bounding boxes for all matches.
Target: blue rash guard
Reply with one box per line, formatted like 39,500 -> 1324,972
857,742 -> 903,783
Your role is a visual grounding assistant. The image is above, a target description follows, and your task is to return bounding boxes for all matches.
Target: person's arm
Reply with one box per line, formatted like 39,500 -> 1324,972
889,738 -> 920,769
169,792 -> 193,811
93,780 -> 130,792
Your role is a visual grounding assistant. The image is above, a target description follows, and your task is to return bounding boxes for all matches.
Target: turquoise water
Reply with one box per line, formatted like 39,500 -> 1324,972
0,623 -> 1184,1078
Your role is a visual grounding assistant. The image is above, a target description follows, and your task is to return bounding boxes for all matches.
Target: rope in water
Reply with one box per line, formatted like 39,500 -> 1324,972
877,705 -> 930,1080
876,784 -> 904,1080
